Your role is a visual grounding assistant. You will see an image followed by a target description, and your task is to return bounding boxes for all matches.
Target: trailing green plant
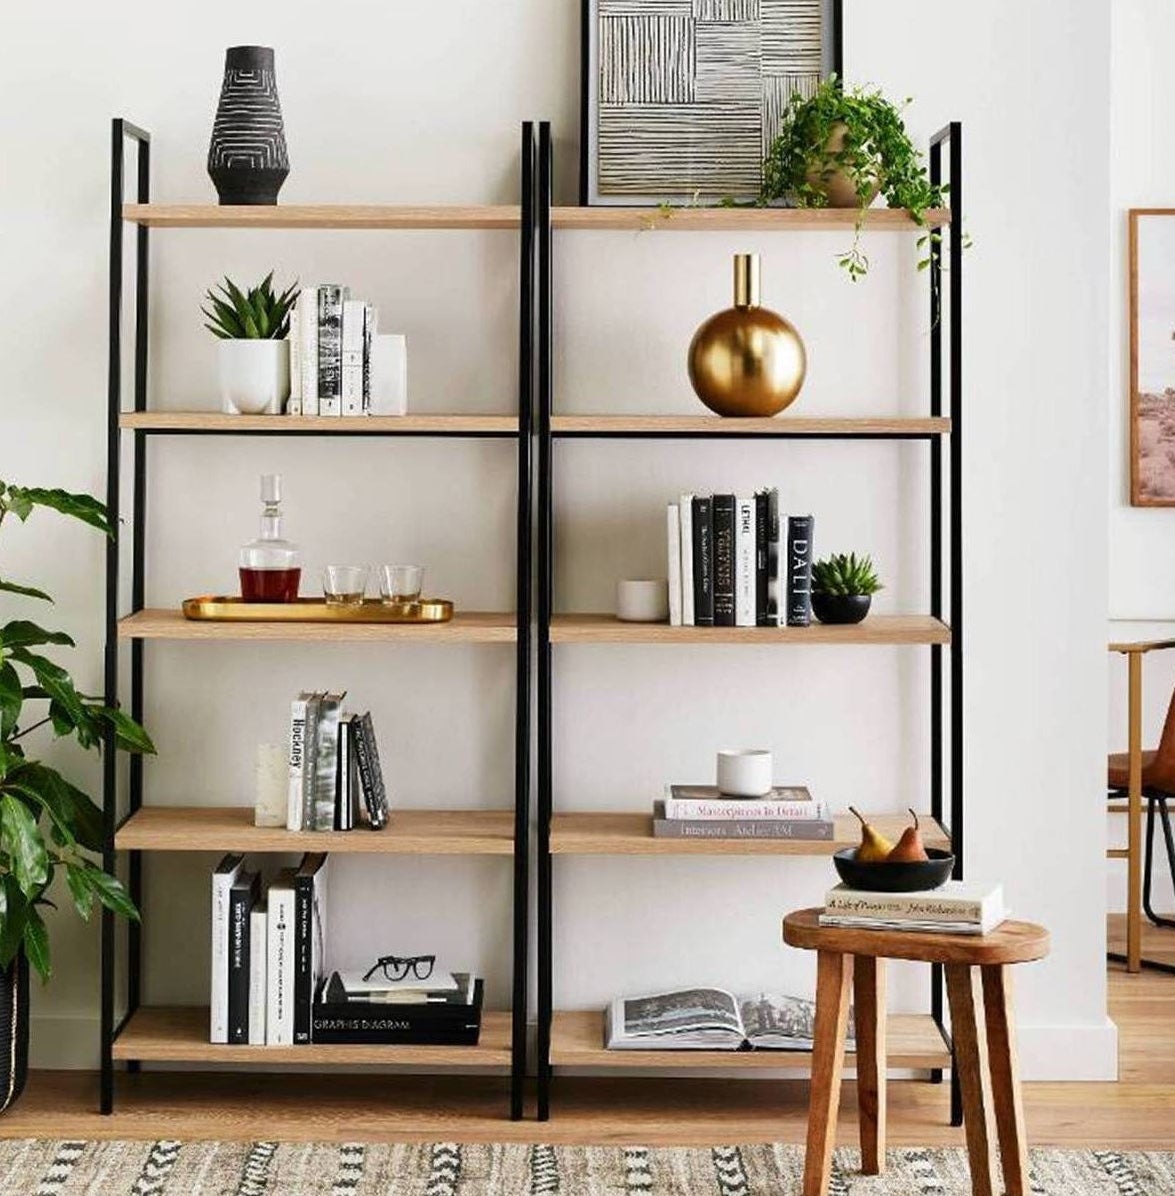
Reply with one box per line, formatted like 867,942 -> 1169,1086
811,552 -> 883,597
761,77 -> 950,280
203,272 -> 298,340
0,482 -> 153,982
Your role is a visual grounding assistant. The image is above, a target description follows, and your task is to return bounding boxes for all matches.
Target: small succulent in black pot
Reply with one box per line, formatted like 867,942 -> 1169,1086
811,552 -> 882,625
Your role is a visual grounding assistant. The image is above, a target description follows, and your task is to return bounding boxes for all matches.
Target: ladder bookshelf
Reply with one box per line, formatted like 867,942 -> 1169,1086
531,121 -> 964,1125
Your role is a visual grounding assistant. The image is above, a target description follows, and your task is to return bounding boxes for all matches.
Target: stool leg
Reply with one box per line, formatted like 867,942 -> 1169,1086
803,950 -> 853,1196
945,964 -> 999,1196
853,956 -> 886,1175
981,966 -> 1029,1196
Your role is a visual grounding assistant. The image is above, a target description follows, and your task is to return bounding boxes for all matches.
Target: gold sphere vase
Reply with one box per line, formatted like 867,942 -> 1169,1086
687,253 -> 807,417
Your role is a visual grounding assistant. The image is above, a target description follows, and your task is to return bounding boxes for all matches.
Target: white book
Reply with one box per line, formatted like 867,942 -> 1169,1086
822,880 -> 1005,924
297,288 -> 319,414
248,904 -> 268,1045
362,304 -> 377,412
338,968 -> 460,995
679,494 -> 695,625
266,870 -> 297,1045
286,693 -> 310,831
341,299 -> 365,415
209,854 -> 244,1044
667,504 -> 683,627
318,285 -> 345,416
286,308 -> 302,414
735,495 -> 756,627
663,785 -> 824,822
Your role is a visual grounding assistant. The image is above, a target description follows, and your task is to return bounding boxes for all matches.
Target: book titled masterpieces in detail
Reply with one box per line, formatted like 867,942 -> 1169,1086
606,988 -> 854,1052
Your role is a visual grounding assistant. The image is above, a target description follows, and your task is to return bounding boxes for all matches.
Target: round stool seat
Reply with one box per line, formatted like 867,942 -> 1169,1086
783,908 -> 1050,965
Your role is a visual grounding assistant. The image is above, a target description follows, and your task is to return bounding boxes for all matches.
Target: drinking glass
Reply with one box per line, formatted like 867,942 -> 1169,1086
322,565 -> 369,606
381,564 -> 424,604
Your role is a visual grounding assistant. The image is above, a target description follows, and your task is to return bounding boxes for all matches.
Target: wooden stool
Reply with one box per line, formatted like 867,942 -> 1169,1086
783,909 -> 1050,1196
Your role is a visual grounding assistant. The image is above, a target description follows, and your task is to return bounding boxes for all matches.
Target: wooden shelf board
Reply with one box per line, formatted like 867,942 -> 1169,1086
116,807 -> 514,855
551,415 -> 950,437
119,412 -> 518,435
549,614 -> 950,646
550,1011 -> 951,1070
118,609 -> 517,643
122,204 -> 521,230
112,1006 -> 511,1066
551,207 -> 951,231
550,812 -> 950,856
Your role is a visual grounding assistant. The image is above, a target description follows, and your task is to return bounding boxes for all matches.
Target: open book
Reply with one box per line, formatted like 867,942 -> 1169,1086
606,988 -> 855,1051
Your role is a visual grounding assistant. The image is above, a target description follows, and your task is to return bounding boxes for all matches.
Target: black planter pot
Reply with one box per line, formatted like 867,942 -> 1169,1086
811,592 -> 872,625
207,46 -> 290,205
0,952 -> 29,1114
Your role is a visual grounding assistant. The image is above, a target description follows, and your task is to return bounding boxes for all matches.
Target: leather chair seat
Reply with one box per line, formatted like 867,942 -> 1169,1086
1108,750 -> 1159,791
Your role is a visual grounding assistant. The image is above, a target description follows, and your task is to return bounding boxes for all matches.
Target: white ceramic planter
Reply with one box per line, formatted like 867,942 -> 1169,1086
218,339 -> 290,415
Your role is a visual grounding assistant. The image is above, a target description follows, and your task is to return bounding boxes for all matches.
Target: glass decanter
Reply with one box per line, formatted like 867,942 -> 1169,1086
239,474 -> 301,602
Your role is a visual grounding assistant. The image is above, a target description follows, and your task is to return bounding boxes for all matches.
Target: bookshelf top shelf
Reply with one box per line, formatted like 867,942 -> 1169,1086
550,614 -> 950,646
551,415 -> 950,439
119,412 -> 519,437
121,204 -> 951,233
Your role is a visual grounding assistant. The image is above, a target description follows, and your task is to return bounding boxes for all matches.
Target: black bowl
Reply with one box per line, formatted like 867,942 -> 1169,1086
832,847 -> 955,893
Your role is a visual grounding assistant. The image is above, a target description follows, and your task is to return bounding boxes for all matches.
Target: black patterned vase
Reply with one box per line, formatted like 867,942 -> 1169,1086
0,952 -> 29,1115
207,45 -> 289,205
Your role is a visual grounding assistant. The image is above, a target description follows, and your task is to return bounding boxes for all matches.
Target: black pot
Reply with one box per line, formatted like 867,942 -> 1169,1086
812,592 -> 872,624
207,46 -> 290,205
0,952 -> 29,1114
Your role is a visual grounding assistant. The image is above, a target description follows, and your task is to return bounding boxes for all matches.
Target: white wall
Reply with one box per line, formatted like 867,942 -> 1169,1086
1,0 -> 1113,1079
1106,0 -> 1175,915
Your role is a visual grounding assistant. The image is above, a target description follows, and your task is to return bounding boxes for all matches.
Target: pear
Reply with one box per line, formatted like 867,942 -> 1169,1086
849,806 -> 895,862
887,809 -> 930,863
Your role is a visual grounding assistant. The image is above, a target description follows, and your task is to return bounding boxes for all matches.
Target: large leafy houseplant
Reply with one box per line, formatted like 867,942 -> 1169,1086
761,77 -> 950,280
0,482 -> 152,984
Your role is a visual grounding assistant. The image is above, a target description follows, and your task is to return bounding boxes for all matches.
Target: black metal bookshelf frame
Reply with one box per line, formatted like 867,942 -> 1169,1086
102,119 -> 537,1119
534,120 -> 964,1124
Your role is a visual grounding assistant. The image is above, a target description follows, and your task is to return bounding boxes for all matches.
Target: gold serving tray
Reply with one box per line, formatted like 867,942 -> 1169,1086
182,596 -> 454,623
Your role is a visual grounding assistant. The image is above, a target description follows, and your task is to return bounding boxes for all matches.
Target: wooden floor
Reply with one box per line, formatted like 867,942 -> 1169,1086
1,916 -> 1170,1147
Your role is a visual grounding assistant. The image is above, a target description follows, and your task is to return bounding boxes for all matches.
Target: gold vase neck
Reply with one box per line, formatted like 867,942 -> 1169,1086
733,253 -> 760,308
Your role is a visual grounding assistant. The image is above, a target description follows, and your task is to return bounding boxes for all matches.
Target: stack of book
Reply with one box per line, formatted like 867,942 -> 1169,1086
287,284 -> 379,417
819,880 -> 1009,935
314,970 -> 484,1046
287,695 -> 389,832
653,784 -> 834,841
666,489 -> 814,627
211,852 -> 328,1046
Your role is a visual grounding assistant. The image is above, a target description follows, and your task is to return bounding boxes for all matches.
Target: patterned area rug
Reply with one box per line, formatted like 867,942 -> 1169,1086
0,1140 -> 1173,1195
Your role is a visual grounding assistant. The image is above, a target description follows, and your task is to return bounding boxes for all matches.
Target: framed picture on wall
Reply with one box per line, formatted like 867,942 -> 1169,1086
580,0 -> 843,206
1130,209 -> 1175,506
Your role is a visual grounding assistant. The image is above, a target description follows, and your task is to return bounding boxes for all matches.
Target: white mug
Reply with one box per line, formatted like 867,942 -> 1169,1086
717,749 -> 773,797
616,578 -> 669,623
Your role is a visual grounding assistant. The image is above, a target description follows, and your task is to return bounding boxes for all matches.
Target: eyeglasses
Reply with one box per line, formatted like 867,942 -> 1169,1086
362,953 -> 436,983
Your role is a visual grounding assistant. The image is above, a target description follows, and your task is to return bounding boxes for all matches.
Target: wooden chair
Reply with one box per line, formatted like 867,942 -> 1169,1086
783,909 -> 1049,1196
1108,686 -> 1175,932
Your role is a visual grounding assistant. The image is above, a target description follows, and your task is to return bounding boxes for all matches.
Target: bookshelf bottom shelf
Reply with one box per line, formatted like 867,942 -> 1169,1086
549,1011 -> 951,1070
112,1007 -> 512,1067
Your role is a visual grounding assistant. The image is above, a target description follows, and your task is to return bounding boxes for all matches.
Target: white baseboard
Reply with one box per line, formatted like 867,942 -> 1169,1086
1016,1017 -> 1119,1080
30,1014 -> 99,1070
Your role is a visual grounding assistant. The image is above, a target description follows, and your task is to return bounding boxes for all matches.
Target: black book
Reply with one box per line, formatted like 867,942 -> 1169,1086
351,711 -> 389,830
691,495 -> 714,627
227,870 -> 260,1045
712,494 -> 736,627
786,514 -> 815,627
766,489 -> 782,625
755,491 -> 770,626
312,979 -> 484,1045
293,853 -> 328,1044
335,715 -> 356,832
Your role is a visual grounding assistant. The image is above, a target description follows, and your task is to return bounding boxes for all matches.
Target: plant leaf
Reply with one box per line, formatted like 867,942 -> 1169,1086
4,489 -> 111,535
90,706 -> 155,755
0,875 -> 27,968
0,793 -> 48,897
0,662 -> 20,738
0,620 -> 74,650
23,905 -> 50,982
80,864 -> 138,922
65,865 -> 94,921
8,763 -> 103,852
0,580 -> 52,603
7,648 -> 95,746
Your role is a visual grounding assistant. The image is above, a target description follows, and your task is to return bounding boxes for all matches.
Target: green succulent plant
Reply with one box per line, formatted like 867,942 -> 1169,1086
203,272 -> 298,340
0,482 -> 153,982
760,77 -> 949,280
811,552 -> 883,597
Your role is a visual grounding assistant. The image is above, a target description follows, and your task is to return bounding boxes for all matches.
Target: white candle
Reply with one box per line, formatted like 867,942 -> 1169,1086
255,742 -> 287,827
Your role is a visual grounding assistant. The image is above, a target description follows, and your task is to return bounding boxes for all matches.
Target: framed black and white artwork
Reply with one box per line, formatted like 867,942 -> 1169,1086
580,0 -> 843,205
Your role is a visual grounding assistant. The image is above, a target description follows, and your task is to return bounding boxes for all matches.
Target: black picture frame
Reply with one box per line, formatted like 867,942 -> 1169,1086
579,0 -> 844,206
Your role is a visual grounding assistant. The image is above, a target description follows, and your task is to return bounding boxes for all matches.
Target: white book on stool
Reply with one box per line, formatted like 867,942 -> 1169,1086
370,334 -> 407,416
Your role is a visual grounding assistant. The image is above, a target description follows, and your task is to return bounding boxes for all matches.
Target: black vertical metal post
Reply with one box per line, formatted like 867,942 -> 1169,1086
535,121 -> 554,1121
510,122 -> 536,1121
